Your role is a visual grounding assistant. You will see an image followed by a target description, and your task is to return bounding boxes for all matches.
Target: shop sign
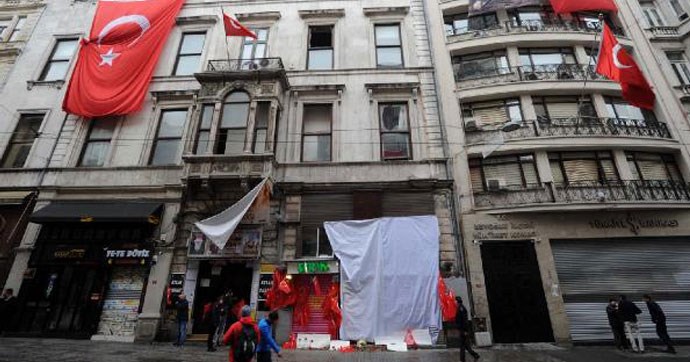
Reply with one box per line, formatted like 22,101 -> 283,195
168,273 -> 185,305
105,247 -> 151,265
588,213 -> 680,235
288,260 -> 338,275
53,248 -> 86,259
188,226 -> 262,259
471,221 -> 537,240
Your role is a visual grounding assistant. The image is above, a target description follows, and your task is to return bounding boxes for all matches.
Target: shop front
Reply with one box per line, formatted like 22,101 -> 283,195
462,209 -> 690,345
287,259 -> 339,338
11,202 -> 161,339
0,191 -> 36,287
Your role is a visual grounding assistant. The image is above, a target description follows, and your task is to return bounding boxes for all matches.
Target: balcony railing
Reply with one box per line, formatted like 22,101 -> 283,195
474,180 -> 690,209
648,26 -> 680,38
447,20 -> 624,42
465,117 -> 673,144
207,58 -> 284,72
455,64 -> 603,85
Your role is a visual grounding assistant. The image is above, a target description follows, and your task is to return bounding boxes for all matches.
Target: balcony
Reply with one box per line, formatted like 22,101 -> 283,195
455,64 -> 604,87
446,20 -> 624,44
474,180 -> 690,209
195,58 -> 289,89
647,26 -> 680,40
182,154 -> 274,181
465,117 -> 673,145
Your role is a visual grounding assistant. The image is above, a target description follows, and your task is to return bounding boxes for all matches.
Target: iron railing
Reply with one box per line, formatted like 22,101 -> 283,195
447,19 -> 625,41
207,57 -> 284,72
648,26 -> 680,37
474,180 -> 690,208
454,64 -> 603,84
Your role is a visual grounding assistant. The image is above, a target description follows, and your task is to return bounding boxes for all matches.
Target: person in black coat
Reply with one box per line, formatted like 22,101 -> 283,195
618,295 -> 644,353
173,293 -> 189,347
455,297 -> 480,362
643,294 -> 676,354
206,296 -> 226,352
605,298 -> 627,350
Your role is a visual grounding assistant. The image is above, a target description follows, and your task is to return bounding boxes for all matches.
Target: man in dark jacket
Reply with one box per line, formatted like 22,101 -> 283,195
605,298 -> 626,350
173,293 -> 189,347
207,296 -> 226,352
455,297 -> 480,362
618,295 -> 644,353
643,294 -> 675,354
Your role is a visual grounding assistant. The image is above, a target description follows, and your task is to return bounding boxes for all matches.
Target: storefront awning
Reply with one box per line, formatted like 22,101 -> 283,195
30,202 -> 163,224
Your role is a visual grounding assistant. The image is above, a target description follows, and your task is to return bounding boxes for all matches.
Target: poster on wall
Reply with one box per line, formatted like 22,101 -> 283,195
187,226 -> 262,259
257,273 -> 274,311
468,0 -> 543,15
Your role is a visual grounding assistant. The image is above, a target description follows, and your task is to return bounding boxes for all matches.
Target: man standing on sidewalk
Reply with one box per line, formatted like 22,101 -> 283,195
618,295 -> 644,353
643,294 -> 676,354
257,311 -> 282,362
456,296 -> 480,362
606,298 -> 627,350
173,293 -> 190,347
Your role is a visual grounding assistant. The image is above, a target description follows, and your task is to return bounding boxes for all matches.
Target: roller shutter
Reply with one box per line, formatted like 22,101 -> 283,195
382,191 -> 435,216
300,194 -> 353,257
551,238 -> 690,341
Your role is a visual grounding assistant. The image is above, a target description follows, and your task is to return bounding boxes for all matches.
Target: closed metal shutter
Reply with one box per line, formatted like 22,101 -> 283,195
552,238 -> 690,341
382,192 -> 435,216
300,194 -> 353,257
291,275 -> 333,335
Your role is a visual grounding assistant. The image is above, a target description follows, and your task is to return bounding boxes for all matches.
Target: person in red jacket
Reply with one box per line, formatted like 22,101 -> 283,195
223,305 -> 260,362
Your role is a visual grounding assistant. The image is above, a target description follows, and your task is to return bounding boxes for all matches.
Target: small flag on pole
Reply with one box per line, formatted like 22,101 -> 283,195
223,13 -> 257,39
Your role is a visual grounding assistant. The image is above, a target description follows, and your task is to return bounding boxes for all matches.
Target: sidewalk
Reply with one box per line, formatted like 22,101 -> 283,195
0,338 -> 686,362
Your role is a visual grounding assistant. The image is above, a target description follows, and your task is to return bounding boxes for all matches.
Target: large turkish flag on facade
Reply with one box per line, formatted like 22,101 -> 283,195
596,23 -> 655,110
63,0 -> 185,117
549,0 -> 617,14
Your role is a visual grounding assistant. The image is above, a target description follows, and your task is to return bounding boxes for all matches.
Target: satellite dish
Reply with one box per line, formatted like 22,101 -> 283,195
501,120 -> 522,132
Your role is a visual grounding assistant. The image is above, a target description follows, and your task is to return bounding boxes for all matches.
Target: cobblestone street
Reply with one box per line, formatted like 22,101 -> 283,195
0,338 -> 687,362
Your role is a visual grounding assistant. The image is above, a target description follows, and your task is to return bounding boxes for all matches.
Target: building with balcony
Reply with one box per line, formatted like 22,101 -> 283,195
0,0 -> 459,343
427,0 -> 690,345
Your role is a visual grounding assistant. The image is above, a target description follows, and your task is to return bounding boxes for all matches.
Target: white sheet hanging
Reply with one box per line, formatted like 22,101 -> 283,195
325,216 -> 441,342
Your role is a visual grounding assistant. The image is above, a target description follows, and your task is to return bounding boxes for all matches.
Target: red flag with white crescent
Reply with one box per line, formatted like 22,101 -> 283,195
62,0 -> 185,117
596,23 -> 655,110
223,13 -> 256,39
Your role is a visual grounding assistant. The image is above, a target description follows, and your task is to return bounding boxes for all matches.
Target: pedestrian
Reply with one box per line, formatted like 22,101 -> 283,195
257,311 -> 282,362
207,296 -> 225,352
455,296 -> 480,362
223,305 -> 260,362
618,295 -> 644,353
605,298 -> 627,350
0,289 -> 18,335
643,294 -> 676,354
173,293 -> 189,347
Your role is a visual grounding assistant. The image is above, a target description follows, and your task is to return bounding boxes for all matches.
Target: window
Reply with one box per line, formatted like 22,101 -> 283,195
519,48 -> 576,71
379,103 -> 411,160
216,92 -> 250,155
626,152 -> 683,181
446,12 -> 500,35
532,96 -> 597,123
509,8 -> 556,29
1,114 -> 43,168
452,51 -> 510,79
469,154 -> 539,192
667,51 -> 690,85
549,151 -> 619,185
195,105 -> 213,154
670,0 -> 688,20
605,97 -> 656,123
8,16 -> 25,42
307,26 -> 333,70
253,102 -> 270,153
462,99 -> 523,129
301,104 -> 332,162
39,39 -> 78,81
641,2 -> 666,27
173,32 -> 205,76
300,194 -> 352,257
375,24 -> 403,68
79,117 -> 118,167
241,28 -> 268,59
150,110 -> 187,165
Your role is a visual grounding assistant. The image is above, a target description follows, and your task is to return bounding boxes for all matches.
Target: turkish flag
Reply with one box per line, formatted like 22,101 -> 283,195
62,0 -> 185,117
223,13 -> 256,39
549,0 -> 617,14
596,23 -> 655,110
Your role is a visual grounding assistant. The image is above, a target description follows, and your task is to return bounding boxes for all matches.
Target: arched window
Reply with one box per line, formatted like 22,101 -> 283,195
216,92 -> 250,154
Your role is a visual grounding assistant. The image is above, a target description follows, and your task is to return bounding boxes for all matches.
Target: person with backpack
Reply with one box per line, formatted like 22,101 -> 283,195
223,305 -> 260,362
257,311 -> 282,362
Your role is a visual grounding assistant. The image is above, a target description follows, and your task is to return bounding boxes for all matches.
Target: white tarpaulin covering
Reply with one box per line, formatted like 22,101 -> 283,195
194,178 -> 268,250
324,216 -> 441,342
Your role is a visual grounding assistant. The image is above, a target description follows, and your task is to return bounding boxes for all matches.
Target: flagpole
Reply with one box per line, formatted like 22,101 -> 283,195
218,2 -> 232,68
576,13 -> 603,126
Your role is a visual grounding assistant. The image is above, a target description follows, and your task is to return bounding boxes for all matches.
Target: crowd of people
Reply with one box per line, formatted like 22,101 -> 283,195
606,294 -> 676,354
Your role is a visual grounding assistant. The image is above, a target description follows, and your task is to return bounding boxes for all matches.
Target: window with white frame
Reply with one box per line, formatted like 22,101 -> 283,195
216,92 -> 250,155
241,28 -> 268,59
79,117 -> 118,167
667,51 -> 690,85
641,2 -> 666,27
194,104 -> 213,154
375,24 -> 403,68
8,16 -> 25,42
301,104 -> 332,162
173,32 -> 205,76
626,152 -> 684,182
670,0 -> 689,20
1,114 -> 44,168
39,39 -> 78,81
307,25 -> 333,70
150,110 -> 187,165
253,102 -> 270,153
379,103 -> 411,160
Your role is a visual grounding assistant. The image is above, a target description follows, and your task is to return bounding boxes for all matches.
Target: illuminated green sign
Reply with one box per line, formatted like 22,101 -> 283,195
297,261 -> 331,274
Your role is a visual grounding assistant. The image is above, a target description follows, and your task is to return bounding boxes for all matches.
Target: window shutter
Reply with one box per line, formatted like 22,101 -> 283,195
382,192 -> 435,216
472,102 -> 508,128
353,191 -> 383,220
470,167 -> 484,191
522,162 -> 539,185
300,194 -> 353,257
550,161 -> 565,184
546,102 -> 580,119
638,160 -> 669,180
600,160 -> 619,181
483,163 -> 523,186
563,159 -> 599,182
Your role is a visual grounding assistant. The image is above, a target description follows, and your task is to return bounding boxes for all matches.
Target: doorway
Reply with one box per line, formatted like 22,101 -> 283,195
191,261 -> 254,334
481,240 -> 554,343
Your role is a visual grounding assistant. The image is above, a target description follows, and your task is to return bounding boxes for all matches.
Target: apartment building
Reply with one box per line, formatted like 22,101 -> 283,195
0,0 -> 459,342
426,0 -> 690,345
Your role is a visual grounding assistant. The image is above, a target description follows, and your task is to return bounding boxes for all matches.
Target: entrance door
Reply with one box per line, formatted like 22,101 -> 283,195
192,261 -> 254,334
481,240 -> 554,343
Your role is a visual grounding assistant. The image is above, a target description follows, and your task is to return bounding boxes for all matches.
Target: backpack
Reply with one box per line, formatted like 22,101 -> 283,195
234,324 -> 257,362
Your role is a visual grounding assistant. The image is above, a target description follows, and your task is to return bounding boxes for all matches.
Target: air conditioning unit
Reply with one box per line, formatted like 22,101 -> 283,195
464,118 -> 480,132
486,179 -> 507,191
